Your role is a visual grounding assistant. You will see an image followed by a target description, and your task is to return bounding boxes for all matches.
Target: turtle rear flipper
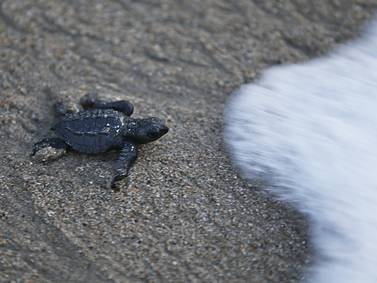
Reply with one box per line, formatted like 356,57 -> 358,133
31,137 -> 68,162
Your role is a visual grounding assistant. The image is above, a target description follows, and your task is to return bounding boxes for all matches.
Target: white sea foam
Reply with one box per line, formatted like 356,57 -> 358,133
224,21 -> 377,283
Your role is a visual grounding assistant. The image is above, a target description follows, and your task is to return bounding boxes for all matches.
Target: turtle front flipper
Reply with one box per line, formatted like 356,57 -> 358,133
80,92 -> 134,116
110,141 -> 138,191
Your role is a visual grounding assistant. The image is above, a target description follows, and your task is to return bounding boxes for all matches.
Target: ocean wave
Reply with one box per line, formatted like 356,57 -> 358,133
224,20 -> 377,283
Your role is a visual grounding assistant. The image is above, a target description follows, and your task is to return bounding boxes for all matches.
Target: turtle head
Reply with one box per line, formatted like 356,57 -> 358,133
131,117 -> 169,143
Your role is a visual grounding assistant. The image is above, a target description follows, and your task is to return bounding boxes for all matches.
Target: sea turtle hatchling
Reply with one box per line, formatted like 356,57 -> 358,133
31,93 -> 169,190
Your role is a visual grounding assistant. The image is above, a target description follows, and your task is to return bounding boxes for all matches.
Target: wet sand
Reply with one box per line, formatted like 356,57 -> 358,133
0,1 -> 375,282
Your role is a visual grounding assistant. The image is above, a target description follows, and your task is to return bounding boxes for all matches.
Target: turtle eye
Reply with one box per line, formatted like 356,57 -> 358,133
147,125 -> 168,140
147,130 -> 159,139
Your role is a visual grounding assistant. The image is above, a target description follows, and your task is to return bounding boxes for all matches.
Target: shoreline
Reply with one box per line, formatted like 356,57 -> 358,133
0,1 -> 375,282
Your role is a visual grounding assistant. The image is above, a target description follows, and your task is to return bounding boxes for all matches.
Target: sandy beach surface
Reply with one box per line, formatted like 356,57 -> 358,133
0,1 -> 375,282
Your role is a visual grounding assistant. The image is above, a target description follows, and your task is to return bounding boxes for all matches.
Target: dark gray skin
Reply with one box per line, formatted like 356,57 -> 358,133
32,94 -> 169,190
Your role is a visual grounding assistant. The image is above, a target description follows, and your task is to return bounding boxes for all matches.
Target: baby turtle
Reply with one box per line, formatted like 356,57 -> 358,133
32,93 -> 169,190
